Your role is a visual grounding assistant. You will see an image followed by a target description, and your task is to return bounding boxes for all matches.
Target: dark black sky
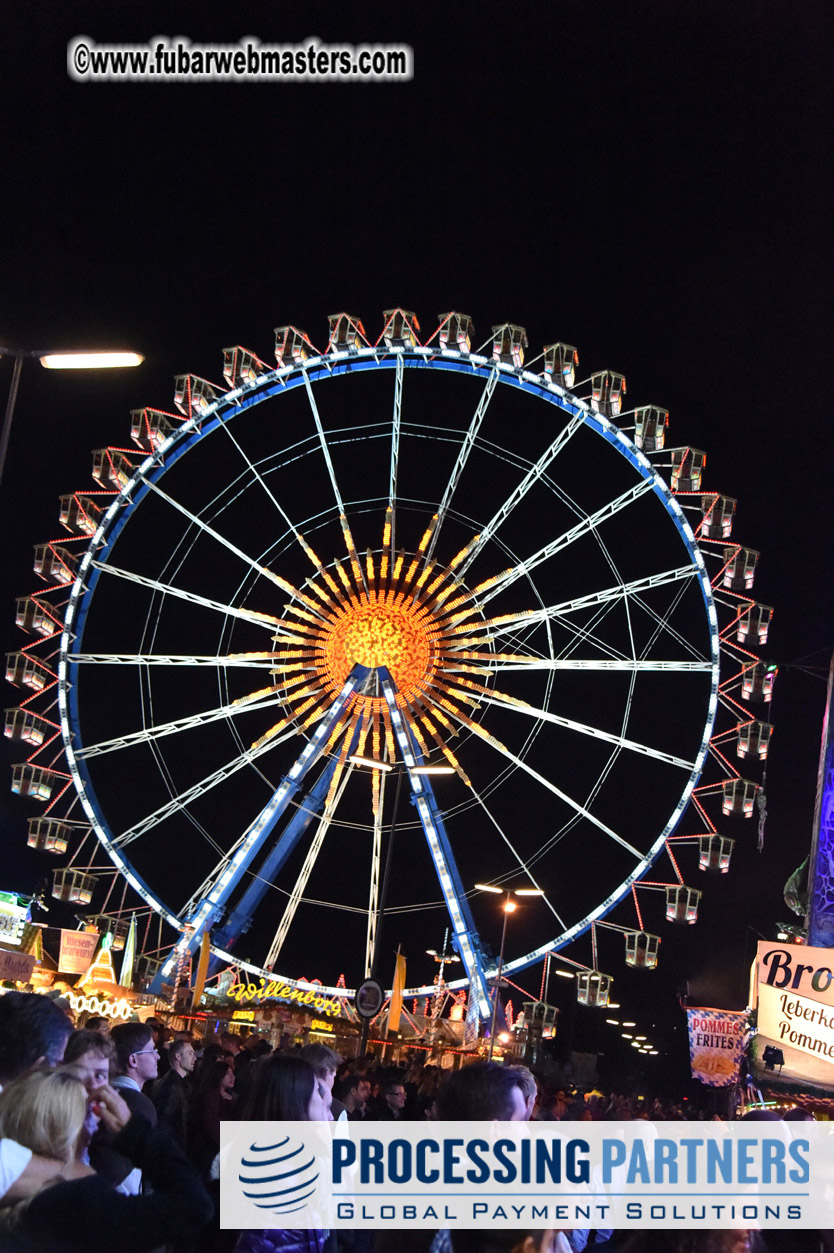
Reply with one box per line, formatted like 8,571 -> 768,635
2,1 -> 832,1083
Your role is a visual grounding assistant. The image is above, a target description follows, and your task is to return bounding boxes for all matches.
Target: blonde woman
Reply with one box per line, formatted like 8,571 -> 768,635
0,1068 -> 212,1251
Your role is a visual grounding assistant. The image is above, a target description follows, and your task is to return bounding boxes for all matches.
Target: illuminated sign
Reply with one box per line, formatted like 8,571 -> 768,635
753,942 -> 834,1091
685,1007 -> 746,1087
311,1018 -> 335,1033
63,990 -> 134,1020
58,929 -> 99,975
229,977 -> 343,1018
232,1010 -> 255,1022
0,893 -> 30,947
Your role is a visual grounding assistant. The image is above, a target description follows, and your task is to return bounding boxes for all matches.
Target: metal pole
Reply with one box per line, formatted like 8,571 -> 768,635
487,898 -> 510,1061
359,766 -> 405,1056
0,353 -> 24,491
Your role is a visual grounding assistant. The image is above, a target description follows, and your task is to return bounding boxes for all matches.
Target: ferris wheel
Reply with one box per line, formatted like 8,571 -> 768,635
7,310 -> 775,1017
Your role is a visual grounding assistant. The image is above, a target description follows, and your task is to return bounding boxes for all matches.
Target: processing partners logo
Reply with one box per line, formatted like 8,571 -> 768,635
238,1133 -> 321,1218
221,1121 -> 832,1232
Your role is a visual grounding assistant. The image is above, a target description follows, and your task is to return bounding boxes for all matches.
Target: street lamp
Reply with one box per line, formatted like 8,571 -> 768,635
474,883 -> 544,1060
0,345 -> 144,488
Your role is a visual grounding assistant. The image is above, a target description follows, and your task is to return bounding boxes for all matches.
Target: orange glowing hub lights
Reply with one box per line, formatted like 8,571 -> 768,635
323,602 -> 433,699
238,509 -> 521,792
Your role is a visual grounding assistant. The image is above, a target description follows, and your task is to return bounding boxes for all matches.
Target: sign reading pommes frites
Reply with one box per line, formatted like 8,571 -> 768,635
686,1007 -> 747,1087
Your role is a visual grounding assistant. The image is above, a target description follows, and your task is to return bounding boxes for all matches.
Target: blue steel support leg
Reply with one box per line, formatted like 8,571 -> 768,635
208,755 -> 342,969
150,663 -> 370,992
378,667 -> 493,1020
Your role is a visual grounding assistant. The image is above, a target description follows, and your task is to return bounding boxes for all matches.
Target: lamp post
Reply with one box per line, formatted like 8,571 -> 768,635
350,756 -> 454,1056
0,346 -> 144,489
475,883 -> 544,1061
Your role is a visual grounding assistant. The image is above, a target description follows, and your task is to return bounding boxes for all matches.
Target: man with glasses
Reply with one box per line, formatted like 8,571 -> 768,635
92,1023 -> 159,1194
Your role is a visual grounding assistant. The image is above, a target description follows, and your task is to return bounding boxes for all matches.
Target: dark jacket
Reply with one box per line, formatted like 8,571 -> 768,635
152,1068 -> 189,1148
0,1116 -> 212,1252
90,1080 -> 157,1186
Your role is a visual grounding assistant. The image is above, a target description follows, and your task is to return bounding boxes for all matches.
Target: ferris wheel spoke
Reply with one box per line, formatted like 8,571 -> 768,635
264,764 -> 354,969
468,783 -> 567,931
472,564 -> 699,641
135,476 -> 321,606
68,653 -> 276,667
484,658 -> 712,674
429,697 -> 644,860
89,561 -> 281,630
455,413 -> 585,578
477,479 -> 656,604
365,786 -> 385,978
389,355 -> 403,553
425,367 -> 500,562
302,369 -> 348,518
474,689 -> 698,770
75,691 -> 284,760
217,419 -> 296,532
112,734 -> 292,849
631,591 -> 706,661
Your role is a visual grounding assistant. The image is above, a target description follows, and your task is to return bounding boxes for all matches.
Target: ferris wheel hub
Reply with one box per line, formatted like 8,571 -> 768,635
324,600 -> 433,697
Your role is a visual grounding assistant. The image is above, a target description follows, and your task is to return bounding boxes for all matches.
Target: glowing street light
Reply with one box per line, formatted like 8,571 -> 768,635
39,351 -> 144,370
474,883 -> 545,1060
1,343 -> 143,488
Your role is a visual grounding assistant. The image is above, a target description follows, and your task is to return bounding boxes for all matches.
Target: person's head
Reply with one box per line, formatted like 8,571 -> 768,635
198,1042 -> 224,1070
382,1078 -> 407,1114
109,1022 -> 159,1084
782,1105 -> 815,1122
0,1068 -> 87,1165
192,1059 -> 235,1105
299,1043 -> 342,1094
144,1017 -> 165,1045
0,992 -> 74,1084
169,1037 -> 197,1076
339,1072 -> 371,1112
242,1055 -> 325,1121
220,1031 -> 241,1054
61,1030 -> 115,1094
436,1062 -> 527,1122
83,1016 -> 110,1035
505,1065 -> 537,1120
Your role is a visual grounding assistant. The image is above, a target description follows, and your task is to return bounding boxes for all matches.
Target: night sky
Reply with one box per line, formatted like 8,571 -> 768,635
2,2 -> 833,1087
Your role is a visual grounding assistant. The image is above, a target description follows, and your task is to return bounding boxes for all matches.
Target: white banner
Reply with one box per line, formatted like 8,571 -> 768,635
759,983 -> 834,1064
58,928 -> 99,975
753,942 -> 834,1090
220,1121 -> 831,1232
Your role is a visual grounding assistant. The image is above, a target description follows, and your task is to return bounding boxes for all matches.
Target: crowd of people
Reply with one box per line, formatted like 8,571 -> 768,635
0,990 -> 827,1252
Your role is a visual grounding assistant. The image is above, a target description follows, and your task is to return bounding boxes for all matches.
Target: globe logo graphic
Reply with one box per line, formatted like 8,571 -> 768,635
238,1136 -> 320,1215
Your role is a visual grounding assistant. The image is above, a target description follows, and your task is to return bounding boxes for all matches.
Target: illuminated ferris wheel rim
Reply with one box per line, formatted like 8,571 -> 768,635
53,341 -> 721,1001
